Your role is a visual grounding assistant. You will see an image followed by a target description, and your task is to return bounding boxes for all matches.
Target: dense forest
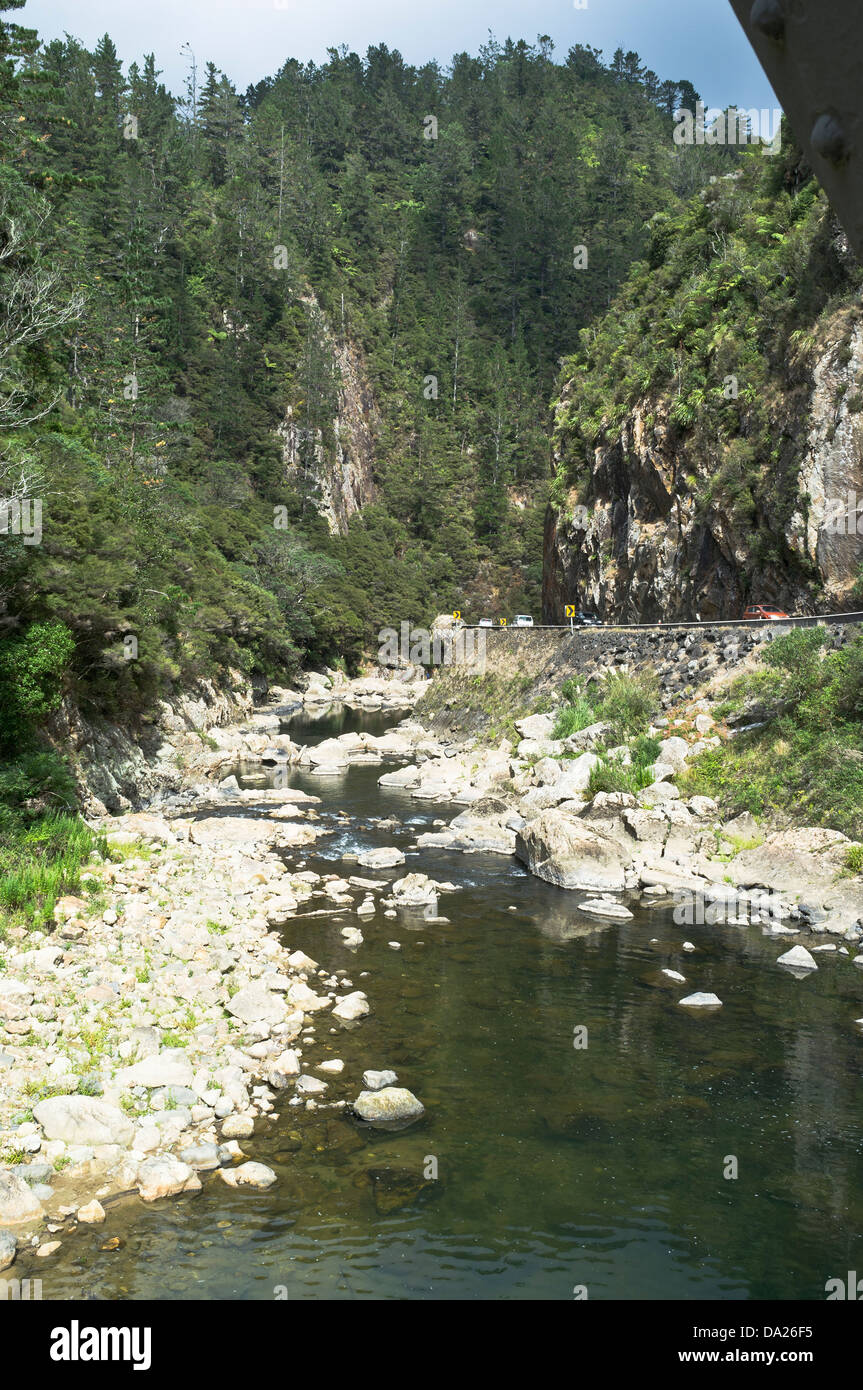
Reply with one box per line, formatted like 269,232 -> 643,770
0,0 -> 728,733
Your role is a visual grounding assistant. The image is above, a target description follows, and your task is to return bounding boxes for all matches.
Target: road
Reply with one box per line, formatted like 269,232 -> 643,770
462,611 -> 863,631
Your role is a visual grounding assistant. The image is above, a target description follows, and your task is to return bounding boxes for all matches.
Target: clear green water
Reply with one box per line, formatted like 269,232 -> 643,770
26,715 -> 863,1301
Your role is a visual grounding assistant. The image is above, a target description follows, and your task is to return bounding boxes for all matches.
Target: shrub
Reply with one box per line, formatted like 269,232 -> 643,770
0,621 -> 75,748
843,844 -> 863,875
596,668 -> 660,741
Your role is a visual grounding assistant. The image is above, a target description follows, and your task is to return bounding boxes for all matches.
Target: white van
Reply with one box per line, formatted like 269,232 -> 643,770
513,614 -> 534,628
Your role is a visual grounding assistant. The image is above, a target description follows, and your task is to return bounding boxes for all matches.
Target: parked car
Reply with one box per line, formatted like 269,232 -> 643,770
575,611 -> 600,626
742,604 -> 790,621
478,617 -> 493,627
513,614 -> 534,627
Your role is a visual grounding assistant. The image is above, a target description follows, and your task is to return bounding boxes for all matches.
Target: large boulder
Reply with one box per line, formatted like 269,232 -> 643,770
378,765 -> 420,789
33,1095 -> 134,1147
657,736 -> 690,769
421,810 -> 516,855
515,812 -> 626,892
554,752 -> 601,799
514,714 -> 556,742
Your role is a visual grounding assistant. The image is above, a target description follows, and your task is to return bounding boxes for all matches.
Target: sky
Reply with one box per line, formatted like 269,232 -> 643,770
19,0 -> 780,110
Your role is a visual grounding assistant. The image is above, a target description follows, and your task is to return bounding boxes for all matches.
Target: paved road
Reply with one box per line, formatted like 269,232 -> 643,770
463,612 -> 863,631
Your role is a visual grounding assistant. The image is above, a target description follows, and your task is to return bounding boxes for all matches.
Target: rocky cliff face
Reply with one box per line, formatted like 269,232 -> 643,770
47,674 -> 254,816
544,305 -> 863,623
277,300 -> 378,536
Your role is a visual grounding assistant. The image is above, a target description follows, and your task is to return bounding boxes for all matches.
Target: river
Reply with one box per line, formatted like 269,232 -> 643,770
29,705 -> 863,1300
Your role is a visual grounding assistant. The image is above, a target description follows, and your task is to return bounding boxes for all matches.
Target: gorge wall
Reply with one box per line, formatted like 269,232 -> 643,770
544,304 -> 863,625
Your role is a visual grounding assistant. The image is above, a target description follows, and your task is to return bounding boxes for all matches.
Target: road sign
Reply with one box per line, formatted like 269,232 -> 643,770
498,617 -> 507,626
565,605 -> 576,617
452,610 -> 461,621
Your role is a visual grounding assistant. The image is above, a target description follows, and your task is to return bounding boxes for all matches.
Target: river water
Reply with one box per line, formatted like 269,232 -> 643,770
32,706 -> 863,1300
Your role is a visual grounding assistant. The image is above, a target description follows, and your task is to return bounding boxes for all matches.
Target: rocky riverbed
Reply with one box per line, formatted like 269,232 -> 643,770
2,666 -> 862,1278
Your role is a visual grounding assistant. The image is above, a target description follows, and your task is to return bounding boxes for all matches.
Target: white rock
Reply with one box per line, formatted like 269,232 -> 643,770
33,1096 -> 134,1147
136,1156 -> 201,1201
76,1200 -> 106,1225
332,991 -> 370,1022
218,1161 -> 277,1190
678,992 -> 723,1009
356,846 -> 405,869
115,1051 -> 194,1089
576,899 -> 633,920
777,945 -> 818,971
362,1069 -> 398,1090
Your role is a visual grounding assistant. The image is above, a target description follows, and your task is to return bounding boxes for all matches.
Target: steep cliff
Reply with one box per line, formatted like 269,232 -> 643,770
277,297 -> 378,536
546,154 -> 863,622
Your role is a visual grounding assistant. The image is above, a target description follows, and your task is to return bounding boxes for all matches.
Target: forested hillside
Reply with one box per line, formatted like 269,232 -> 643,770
0,0 -> 718,731
547,137 -> 863,620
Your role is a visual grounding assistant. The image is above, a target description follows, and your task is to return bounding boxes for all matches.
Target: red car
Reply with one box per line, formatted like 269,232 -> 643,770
741,605 -> 790,621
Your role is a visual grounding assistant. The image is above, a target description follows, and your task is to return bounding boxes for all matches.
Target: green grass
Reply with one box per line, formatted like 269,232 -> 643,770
0,811 -> 109,930
842,844 -> 863,875
680,629 -> 863,839
587,735 -> 662,797
552,696 -> 596,740
553,669 -> 660,748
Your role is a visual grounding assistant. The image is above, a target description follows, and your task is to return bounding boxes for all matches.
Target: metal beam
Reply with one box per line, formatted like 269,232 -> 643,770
729,0 -> 863,257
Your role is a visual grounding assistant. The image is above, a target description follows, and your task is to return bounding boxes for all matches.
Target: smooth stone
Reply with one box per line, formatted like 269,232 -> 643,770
136,1156 -> 201,1201
777,945 -> 818,971
33,1096 -> 134,1147
220,1115 -> 255,1139
218,1162 -> 277,1190
678,992 -> 723,1009
352,1086 -> 425,1126
362,1069 -> 398,1091
332,991 -> 370,1022
76,1200 -> 106,1225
